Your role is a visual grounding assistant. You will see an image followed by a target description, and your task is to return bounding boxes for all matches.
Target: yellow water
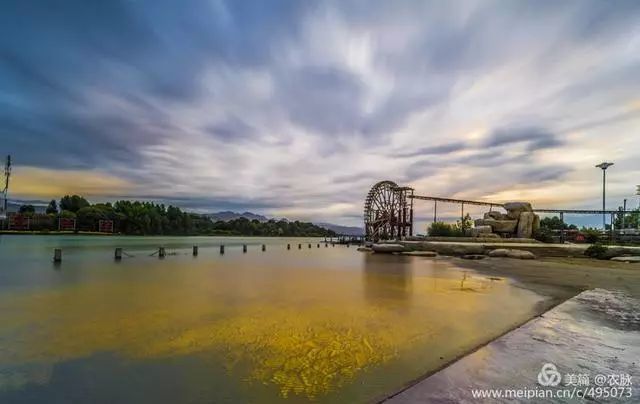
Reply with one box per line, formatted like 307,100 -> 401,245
0,236 -> 545,403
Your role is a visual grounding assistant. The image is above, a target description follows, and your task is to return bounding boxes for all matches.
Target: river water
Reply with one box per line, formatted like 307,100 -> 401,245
0,235 -> 546,403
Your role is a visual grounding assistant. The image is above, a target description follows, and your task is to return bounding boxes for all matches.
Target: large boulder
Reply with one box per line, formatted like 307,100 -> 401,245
476,218 -> 518,233
504,201 -> 533,220
371,243 -> 406,253
517,212 -> 535,238
484,211 -> 506,220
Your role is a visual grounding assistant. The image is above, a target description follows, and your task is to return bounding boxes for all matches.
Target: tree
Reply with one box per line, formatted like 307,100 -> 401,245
46,199 -> 58,214
60,195 -> 90,213
614,207 -> 639,229
19,204 -> 36,215
540,216 -> 577,230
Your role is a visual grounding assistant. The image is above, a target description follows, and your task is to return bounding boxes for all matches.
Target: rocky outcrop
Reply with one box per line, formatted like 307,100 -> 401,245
472,201 -> 539,240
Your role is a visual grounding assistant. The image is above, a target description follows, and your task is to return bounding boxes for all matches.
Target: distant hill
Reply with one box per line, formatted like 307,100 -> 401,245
206,211 -> 269,222
315,222 -> 364,236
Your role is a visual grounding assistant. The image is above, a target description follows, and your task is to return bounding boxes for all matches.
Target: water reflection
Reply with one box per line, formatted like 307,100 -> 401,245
362,253 -> 412,308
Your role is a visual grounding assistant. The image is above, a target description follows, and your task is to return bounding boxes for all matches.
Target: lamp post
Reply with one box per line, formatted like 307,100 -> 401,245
595,162 -> 614,229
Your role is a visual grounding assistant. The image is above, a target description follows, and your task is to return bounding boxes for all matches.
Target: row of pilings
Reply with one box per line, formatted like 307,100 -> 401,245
52,242 -> 351,263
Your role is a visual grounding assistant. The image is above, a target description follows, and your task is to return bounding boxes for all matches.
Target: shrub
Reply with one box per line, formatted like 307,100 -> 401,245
581,228 -> 601,244
428,221 -> 464,237
533,228 -> 554,243
585,243 -> 609,260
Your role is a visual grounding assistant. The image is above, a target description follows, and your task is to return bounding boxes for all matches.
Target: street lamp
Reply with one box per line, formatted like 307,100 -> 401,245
595,162 -> 614,229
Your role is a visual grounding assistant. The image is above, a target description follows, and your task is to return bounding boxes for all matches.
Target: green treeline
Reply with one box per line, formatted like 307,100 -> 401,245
15,195 -> 336,237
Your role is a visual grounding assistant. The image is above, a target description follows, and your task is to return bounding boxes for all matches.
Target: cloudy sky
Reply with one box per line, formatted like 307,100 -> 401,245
1,0 -> 639,227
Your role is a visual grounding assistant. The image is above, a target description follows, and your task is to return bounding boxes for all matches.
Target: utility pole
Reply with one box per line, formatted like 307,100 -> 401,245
637,185 -> 640,229
623,199 -> 627,229
595,162 -> 614,229
1,155 -> 11,219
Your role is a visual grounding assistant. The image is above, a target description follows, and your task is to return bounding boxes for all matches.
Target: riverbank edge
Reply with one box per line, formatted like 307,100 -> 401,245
375,265 -> 573,403
376,254 -> 640,403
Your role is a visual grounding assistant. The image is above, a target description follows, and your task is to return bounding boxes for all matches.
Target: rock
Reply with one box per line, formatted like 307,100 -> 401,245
504,201 -> 533,220
517,212 -> 535,239
401,251 -> 438,257
488,248 -> 536,259
469,225 -> 493,237
610,256 -> 640,263
484,211 -> 505,220
487,248 -> 510,257
476,219 -> 518,233
461,254 -> 486,260
532,214 -> 541,234
599,247 -> 640,260
371,243 -> 406,253
357,247 -> 373,252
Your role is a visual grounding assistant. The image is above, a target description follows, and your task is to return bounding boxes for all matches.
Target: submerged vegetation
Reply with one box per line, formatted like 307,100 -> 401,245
13,195 -> 335,237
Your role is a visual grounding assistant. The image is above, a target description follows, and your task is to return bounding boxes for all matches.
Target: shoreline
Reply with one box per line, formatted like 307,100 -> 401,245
379,255 -> 640,402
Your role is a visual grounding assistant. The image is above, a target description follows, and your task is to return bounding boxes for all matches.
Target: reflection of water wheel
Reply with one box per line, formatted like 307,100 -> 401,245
364,181 -> 401,241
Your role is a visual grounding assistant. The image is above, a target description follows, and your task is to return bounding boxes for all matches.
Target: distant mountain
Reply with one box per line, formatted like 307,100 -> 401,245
315,222 -> 364,236
206,211 -> 269,222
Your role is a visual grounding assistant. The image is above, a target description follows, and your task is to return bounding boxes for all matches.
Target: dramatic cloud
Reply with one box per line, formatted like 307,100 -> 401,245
1,0 -> 639,227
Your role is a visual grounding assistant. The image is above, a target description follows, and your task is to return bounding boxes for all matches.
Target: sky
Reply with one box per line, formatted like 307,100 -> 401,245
1,0 -> 639,228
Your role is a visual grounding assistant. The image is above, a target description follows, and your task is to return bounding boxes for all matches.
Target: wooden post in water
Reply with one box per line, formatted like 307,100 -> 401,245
192,245 -> 198,256
308,243 -> 311,249
287,244 -> 291,250
262,244 -> 266,252
115,248 -> 123,260
53,248 -> 62,263
325,242 -> 328,247
219,245 -> 225,255
346,243 -> 350,248
243,244 -> 247,253
298,243 -> 302,249
317,243 -> 320,248
158,247 -> 166,258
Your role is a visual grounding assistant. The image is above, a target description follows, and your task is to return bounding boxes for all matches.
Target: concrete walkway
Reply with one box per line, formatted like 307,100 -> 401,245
384,289 -> 640,403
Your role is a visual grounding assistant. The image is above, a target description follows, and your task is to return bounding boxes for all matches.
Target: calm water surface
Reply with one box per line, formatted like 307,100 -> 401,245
0,235 -> 545,403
